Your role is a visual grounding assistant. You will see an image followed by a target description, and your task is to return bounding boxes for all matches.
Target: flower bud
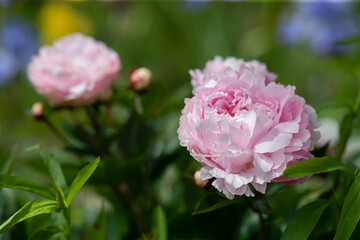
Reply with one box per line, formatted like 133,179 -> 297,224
194,169 -> 212,190
31,102 -> 44,120
129,67 -> 152,93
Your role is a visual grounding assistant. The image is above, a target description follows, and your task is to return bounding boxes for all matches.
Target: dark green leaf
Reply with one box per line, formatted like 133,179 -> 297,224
153,205 -> 167,240
79,206 -> 106,240
0,174 -> 54,200
66,157 -> 100,204
282,156 -> 352,178
0,199 -> 61,233
28,226 -> 63,240
281,199 -> 330,240
334,174 -> 360,240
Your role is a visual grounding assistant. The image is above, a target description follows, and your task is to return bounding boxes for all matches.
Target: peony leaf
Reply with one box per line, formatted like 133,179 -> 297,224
27,145 -> 68,193
0,199 -> 61,233
282,156 -> 352,178
334,174 -> 360,240
153,205 -> 167,240
0,174 -> 55,200
28,226 -> 64,240
66,157 -> 100,205
281,199 -> 330,240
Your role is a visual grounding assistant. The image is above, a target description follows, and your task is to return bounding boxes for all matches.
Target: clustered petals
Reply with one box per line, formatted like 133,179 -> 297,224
28,33 -> 121,107
178,56 -> 320,199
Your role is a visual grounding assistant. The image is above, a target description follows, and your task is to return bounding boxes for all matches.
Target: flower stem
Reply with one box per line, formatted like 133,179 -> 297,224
105,102 -> 115,130
85,107 -> 102,137
134,94 -> 144,116
43,117 -> 68,146
112,182 -> 147,233
245,197 -> 266,240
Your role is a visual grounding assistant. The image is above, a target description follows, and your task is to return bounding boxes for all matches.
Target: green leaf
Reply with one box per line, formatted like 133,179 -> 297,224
66,157 -> 100,204
79,206 -> 106,240
28,226 -> 63,240
282,156 -> 352,178
334,174 -> 360,240
337,112 -> 355,158
27,145 -> 68,193
281,199 -> 330,240
53,183 -> 68,210
0,144 -> 17,175
0,199 -> 61,233
153,205 -> 167,240
0,174 -> 55,200
44,154 -> 68,194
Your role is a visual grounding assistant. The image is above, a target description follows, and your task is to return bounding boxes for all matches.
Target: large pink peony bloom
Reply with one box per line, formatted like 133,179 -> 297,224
178,63 -> 320,199
189,56 -> 277,94
28,33 -> 121,107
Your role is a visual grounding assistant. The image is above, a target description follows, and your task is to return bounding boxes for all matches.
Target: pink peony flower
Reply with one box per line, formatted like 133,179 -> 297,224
28,33 -> 121,107
178,62 -> 320,198
189,56 -> 277,94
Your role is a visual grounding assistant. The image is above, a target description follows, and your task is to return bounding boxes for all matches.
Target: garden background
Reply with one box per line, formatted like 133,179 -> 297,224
1,1 -> 360,240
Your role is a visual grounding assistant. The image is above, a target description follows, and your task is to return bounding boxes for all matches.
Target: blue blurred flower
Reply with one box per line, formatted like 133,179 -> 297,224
0,18 -> 38,85
0,50 -> 17,85
181,0 -> 208,14
278,1 -> 359,55
1,18 -> 38,69
0,0 -> 19,7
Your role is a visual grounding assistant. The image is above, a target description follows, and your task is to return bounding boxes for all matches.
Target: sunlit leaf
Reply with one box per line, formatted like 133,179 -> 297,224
0,199 -> 61,233
334,174 -> 360,240
66,157 -> 100,204
282,156 -> 352,178
0,174 -> 55,200
281,199 -> 330,240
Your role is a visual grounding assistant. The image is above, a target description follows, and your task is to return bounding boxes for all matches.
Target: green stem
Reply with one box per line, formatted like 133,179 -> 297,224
67,111 -> 108,158
245,198 -> 266,240
85,107 -> 102,137
43,117 -> 68,146
134,94 -> 144,116
112,182 -> 147,233
105,102 -> 115,130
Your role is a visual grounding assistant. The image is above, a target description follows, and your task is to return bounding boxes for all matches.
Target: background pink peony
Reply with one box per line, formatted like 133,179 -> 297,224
178,61 -> 320,199
28,33 -> 121,107
189,56 -> 278,94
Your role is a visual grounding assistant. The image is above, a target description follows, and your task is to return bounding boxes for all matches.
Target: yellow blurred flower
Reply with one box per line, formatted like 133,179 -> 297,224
38,2 -> 93,44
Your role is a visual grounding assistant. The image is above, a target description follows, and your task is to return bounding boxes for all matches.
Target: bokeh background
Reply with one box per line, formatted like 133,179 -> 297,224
1,1 -> 360,240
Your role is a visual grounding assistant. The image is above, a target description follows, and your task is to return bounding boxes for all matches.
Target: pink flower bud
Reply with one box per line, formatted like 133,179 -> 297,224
31,102 -> 44,120
129,67 -> 152,92
194,169 -> 212,190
